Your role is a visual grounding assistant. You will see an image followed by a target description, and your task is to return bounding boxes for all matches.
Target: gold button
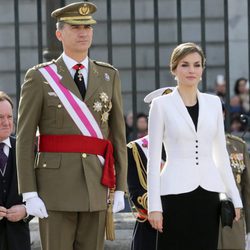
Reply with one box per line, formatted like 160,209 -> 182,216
58,104 -> 62,108
82,153 -> 87,158
43,163 -> 47,168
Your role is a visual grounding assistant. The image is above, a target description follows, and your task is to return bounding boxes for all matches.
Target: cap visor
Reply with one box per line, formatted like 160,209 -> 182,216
63,19 -> 96,25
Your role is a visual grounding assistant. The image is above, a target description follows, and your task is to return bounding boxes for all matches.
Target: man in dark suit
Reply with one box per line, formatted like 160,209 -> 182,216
0,91 -> 31,250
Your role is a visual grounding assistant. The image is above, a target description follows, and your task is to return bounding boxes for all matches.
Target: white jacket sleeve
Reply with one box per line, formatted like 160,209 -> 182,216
212,98 -> 242,208
147,99 -> 164,212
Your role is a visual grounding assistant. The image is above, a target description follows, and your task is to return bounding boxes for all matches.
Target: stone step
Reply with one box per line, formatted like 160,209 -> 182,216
30,213 -> 135,250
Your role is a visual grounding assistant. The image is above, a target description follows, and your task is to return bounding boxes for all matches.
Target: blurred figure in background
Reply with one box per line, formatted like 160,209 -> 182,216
125,111 -> 133,142
128,113 -> 148,141
230,95 -> 244,115
215,74 -> 226,103
136,113 -> 148,139
230,113 -> 244,133
234,77 -> 249,114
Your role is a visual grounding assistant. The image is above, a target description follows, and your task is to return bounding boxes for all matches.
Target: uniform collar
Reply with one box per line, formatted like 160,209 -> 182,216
62,52 -> 89,72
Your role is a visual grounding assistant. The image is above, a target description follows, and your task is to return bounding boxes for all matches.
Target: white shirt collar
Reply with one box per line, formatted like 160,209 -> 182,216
1,137 -> 11,148
62,52 -> 89,72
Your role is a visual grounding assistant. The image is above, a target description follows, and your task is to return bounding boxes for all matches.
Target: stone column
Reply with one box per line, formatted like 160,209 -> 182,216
43,0 -> 63,61
228,0 -> 248,94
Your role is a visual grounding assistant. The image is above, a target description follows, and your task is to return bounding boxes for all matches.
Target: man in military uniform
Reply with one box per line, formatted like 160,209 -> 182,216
218,108 -> 250,250
127,87 -> 173,250
16,2 -> 127,250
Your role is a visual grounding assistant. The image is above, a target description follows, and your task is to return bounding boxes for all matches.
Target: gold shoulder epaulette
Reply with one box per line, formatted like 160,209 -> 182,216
127,141 -> 147,190
127,141 -> 135,149
227,134 -> 246,145
34,60 -> 55,70
93,60 -> 116,70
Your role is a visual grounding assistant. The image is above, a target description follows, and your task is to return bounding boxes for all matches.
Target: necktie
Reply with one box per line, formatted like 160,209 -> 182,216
73,64 -> 86,99
0,143 -> 7,175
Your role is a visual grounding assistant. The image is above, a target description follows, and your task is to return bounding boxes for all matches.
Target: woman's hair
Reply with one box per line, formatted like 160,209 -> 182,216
234,77 -> 247,95
170,42 -> 206,75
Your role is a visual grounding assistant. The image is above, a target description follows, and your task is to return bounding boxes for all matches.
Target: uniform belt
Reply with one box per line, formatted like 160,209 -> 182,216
137,208 -> 148,220
38,134 -> 115,188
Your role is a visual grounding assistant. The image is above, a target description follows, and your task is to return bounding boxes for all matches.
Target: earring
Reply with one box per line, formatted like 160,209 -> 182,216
200,77 -> 202,81
174,76 -> 177,81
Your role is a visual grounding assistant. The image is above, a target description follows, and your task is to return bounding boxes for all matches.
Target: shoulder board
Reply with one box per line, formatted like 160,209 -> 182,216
127,141 -> 135,149
227,134 -> 246,144
34,60 -> 55,70
93,60 -> 116,70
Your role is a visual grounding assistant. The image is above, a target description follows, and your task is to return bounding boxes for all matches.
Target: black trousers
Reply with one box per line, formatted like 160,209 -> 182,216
0,228 -> 8,250
131,220 -> 158,250
158,186 -> 220,250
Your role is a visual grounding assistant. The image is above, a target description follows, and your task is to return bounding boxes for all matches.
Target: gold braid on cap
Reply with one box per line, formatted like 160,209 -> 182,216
162,88 -> 173,95
59,16 -> 92,21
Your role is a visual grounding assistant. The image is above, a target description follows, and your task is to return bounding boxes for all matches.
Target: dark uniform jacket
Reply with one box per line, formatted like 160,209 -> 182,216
16,55 -> 127,212
218,134 -> 250,250
0,137 -> 31,250
127,136 -> 165,250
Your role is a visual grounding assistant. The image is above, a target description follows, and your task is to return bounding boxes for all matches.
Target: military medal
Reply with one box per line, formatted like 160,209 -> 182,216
101,112 -> 109,123
100,92 -> 109,103
93,101 -> 102,112
78,72 -> 83,81
104,73 -> 110,81
93,92 -> 112,123
237,153 -> 245,172
236,174 -> 241,184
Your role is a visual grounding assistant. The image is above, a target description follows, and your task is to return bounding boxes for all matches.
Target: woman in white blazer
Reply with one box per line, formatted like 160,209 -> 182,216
147,42 -> 242,250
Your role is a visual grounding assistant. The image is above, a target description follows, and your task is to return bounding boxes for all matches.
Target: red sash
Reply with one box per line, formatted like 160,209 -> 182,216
38,134 -> 115,188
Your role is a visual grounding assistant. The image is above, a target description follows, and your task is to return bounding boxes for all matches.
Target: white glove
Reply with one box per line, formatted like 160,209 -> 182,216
25,196 -> 48,219
112,191 -> 125,213
246,233 -> 250,250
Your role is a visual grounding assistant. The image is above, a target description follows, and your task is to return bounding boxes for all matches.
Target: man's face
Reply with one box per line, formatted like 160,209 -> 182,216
56,23 -> 93,56
0,100 -> 13,141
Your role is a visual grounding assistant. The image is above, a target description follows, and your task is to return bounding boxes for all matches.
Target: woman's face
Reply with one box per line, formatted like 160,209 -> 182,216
238,80 -> 247,94
173,52 -> 203,88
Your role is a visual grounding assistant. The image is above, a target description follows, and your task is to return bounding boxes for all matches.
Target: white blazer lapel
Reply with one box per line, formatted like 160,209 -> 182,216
196,90 -> 205,132
171,88 -> 196,133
